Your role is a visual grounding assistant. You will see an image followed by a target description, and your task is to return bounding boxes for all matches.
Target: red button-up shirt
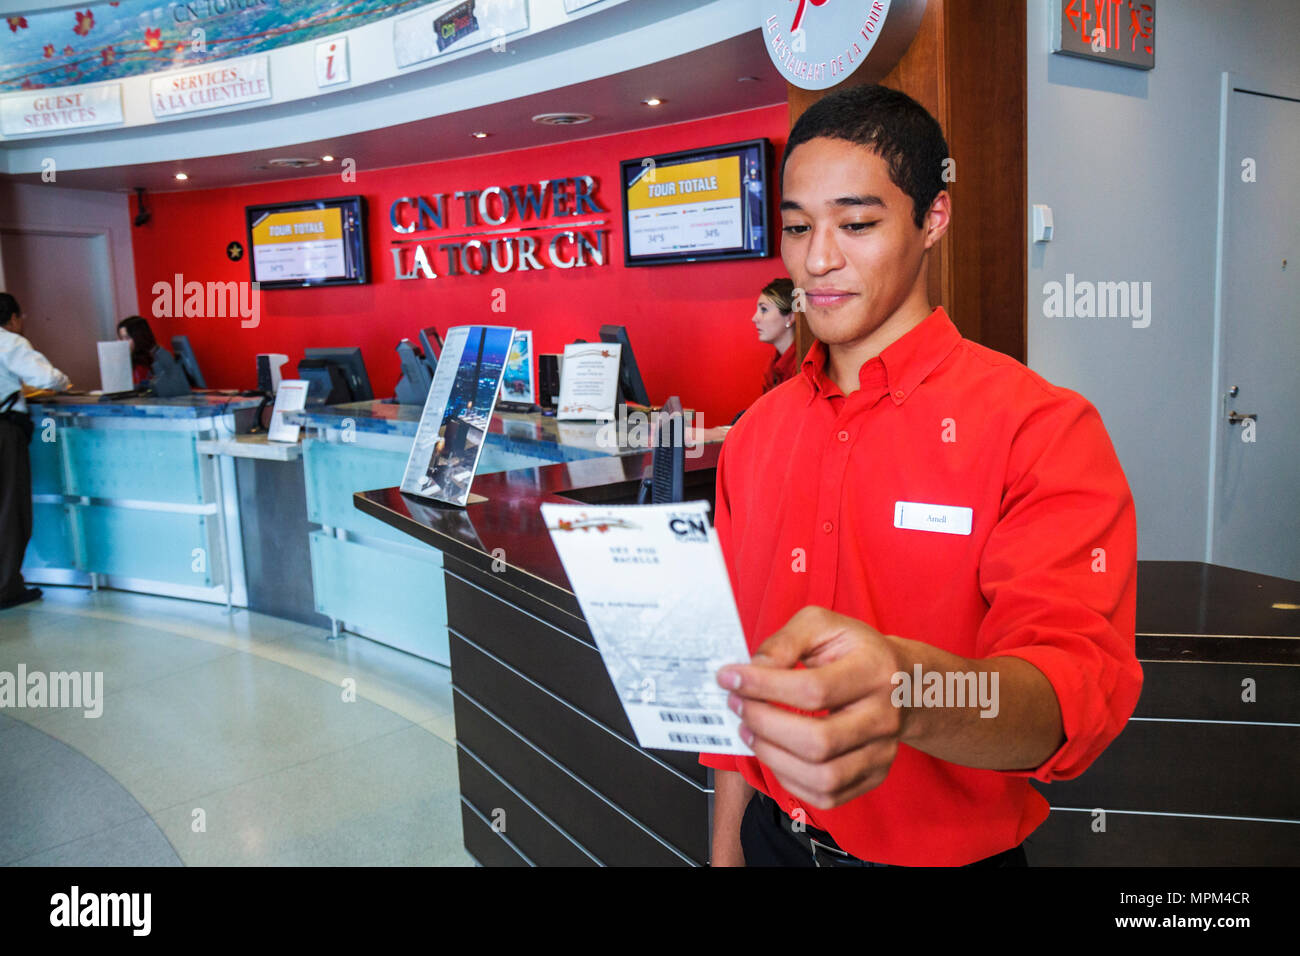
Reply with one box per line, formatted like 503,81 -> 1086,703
701,306 -> 1142,866
762,342 -> 799,393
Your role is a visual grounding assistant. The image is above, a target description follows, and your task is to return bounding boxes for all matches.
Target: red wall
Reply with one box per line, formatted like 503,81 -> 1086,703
131,104 -> 789,426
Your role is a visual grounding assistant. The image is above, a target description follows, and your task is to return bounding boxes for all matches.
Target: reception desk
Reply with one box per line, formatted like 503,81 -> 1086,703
291,402 -> 627,665
22,394 -> 636,669
23,394 -> 260,606
357,445 -> 722,866
357,455 -> 1300,867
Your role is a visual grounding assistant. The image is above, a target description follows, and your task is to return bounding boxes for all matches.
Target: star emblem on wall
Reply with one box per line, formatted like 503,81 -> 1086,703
226,241 -> 244,261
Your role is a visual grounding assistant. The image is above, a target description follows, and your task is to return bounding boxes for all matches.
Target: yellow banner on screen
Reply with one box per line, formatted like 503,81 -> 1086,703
626,156 -> 741,211
251,207 -> 344,245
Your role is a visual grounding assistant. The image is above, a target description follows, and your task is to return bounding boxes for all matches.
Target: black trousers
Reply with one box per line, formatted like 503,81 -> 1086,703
0,415 -> 33,602
740,791 -> 1029,867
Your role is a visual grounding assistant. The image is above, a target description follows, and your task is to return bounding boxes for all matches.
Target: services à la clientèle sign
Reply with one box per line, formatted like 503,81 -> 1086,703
388,177 -> 610,279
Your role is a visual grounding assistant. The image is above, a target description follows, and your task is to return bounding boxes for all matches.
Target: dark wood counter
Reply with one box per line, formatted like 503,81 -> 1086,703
357,460 -> 1300,867
357,447 -> 721,866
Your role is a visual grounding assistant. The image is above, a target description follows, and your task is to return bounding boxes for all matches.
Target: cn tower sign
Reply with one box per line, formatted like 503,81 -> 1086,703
761,0 -> 925,91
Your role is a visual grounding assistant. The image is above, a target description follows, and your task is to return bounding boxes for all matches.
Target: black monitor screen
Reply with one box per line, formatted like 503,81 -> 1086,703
419,327 -> 443,361
302,347 -> 373,403
245,195 -> 369,289
170,335 -> 206,388
599,324 -> 650,406
639,396 -> 685,505
619,138 -> 771,266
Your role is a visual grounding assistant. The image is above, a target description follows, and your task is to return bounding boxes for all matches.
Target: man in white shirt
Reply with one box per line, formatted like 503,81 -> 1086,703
0,292 -> 71,609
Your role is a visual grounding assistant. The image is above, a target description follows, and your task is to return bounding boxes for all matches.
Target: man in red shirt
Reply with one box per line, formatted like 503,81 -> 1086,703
700,85 -> 1142,866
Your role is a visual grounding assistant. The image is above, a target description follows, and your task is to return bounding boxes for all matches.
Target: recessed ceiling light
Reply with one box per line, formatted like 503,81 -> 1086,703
531,112 -> 593,126
643,97 -> 664,107
174,172 -> 188,181
266,157 -> 321,169
737,75 -> 760,82
321,154 -> 334,162
471,131 -> 489,139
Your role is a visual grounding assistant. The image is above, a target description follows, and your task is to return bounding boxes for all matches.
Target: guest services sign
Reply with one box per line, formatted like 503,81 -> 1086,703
151,55 -> 270,118
0,84 -> 123,137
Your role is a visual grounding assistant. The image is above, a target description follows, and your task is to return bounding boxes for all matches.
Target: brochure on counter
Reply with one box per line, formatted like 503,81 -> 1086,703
556,341 -> 620,420
499,329 -> 535,405
267,379 -> 308,443
540,499 -> 753,755
400,324 -> 515,507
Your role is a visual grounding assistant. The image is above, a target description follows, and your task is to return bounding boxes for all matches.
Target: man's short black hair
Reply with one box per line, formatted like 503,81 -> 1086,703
0,292 -> 19,328
781,84 -> 949,229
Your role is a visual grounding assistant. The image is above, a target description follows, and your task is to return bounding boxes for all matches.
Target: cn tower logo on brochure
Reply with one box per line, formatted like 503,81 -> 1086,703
668,514 -> 708,543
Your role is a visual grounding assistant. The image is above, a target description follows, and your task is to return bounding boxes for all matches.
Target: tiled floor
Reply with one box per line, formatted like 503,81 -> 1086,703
0,587 -> 473,866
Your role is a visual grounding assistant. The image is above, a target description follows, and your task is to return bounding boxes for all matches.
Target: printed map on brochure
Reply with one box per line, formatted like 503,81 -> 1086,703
540,500 -> 753,755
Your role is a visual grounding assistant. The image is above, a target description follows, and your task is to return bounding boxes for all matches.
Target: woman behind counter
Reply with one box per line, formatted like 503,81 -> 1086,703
752,277 -> 799,393
117,314 -> 160,386
116,315 -> 191,396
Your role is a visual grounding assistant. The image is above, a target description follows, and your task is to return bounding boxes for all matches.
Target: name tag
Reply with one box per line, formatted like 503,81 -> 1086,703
894,501 -> 972,536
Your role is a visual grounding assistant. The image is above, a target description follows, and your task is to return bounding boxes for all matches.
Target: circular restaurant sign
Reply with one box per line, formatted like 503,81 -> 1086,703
761,0 -> 899,91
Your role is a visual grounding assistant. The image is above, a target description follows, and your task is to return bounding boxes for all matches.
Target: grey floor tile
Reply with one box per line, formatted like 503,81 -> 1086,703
252,627 -> 454,725
0,610 -> 235,701
27,651 -> 412,813
153,724 -> 464,866
0,719 -> 151,864
420,712 -> 457,746
9,815 -> 182,867
2,586 -> 471,866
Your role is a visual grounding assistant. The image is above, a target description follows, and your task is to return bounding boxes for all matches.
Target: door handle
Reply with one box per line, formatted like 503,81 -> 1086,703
1227,410 -> 1257,425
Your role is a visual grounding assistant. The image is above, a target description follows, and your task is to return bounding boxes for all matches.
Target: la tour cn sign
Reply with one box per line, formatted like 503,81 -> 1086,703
389,177 -> 610,280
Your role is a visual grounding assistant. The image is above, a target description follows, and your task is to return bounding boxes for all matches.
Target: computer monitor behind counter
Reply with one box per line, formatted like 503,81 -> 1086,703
297,347 -> 373,405
599,325 -> 650,406
419,327 -> 443,363
638,396 -> 685,504
393,339 -> 433,405
171,335 -> 206,388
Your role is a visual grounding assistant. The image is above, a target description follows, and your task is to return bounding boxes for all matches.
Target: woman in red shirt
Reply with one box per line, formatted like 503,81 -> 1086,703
752,278 -> 799,393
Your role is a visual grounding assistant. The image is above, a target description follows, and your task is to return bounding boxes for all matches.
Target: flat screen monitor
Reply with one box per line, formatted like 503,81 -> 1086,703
296,362 -> 349,406
619,138 -> 772,266
170,335 -> 206,388
150,348 -> 192,398
302,347 -> 373,403
639,396 -> 685,505
599,324 -> 650,406
245,195 -> 369,289
394,339 -> 433,406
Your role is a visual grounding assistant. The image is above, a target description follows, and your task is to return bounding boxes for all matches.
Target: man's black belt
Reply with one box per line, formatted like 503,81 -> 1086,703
757,791 -> 1026,868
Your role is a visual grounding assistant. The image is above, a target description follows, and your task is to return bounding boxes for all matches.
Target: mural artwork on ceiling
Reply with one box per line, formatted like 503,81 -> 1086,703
0,0 -> 430,92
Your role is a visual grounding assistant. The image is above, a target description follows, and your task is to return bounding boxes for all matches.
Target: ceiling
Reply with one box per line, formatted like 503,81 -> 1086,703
0,30 -> 786,194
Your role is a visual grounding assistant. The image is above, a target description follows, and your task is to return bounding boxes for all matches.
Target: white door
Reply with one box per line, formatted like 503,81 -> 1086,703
0,229 -> 116,390
1209,83 -> 1300,582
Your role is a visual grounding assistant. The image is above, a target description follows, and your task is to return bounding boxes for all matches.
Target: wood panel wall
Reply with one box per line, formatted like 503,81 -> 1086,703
784,0 -> 1026,364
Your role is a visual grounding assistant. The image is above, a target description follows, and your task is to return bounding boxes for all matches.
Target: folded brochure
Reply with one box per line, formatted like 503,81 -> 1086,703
540,500 -> 753,755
